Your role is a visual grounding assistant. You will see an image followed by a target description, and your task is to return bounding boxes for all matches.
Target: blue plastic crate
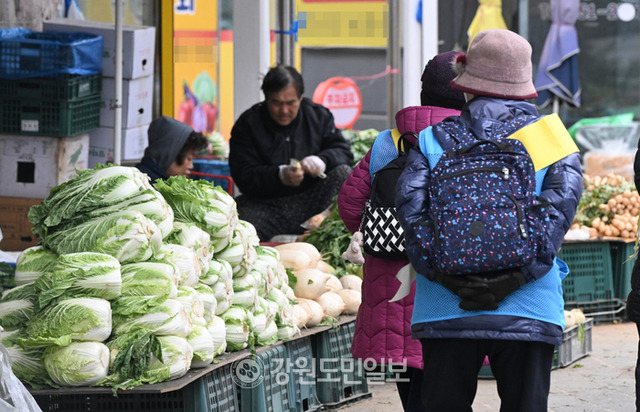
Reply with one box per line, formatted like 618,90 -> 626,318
313,321 -> 371,409
0,28 -> 102,79
191,158 -> 232,194
558,241 -> 615,303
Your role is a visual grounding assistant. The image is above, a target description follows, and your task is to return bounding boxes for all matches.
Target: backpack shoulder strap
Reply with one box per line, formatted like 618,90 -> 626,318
369,129 -> 399,178
508,113 -> 580,171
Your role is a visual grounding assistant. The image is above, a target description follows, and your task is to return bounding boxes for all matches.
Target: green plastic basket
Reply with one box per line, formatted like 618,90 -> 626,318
0,73 -> 101,101
285,337 -> 322,412
558,241 -> 615,302
237,345 -> 294,412
313,321 -> 371,408
0,93 -> 100,136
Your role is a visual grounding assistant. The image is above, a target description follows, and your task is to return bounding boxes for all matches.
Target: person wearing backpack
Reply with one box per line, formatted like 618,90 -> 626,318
396,29 -> 583,411
337,51 -> 465,412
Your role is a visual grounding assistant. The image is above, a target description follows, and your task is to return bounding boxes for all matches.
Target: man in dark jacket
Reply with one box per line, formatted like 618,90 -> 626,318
396,29 -> 583,411
229,65 -> 353,241
136,116 -> 208,182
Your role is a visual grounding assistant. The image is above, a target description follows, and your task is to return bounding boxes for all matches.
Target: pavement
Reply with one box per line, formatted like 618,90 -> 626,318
339,321 -> 638,412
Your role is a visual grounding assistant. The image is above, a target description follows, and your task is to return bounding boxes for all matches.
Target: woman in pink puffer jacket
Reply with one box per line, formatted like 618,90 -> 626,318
337,51 -> 465,412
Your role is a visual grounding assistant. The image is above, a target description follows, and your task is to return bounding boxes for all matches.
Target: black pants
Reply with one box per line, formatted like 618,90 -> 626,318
396,367 -> 427,412
420,338 -> 555,412
235,164 -> 351,241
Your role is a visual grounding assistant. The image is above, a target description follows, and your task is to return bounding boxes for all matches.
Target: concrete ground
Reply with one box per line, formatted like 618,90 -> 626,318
340,321 -> 638,412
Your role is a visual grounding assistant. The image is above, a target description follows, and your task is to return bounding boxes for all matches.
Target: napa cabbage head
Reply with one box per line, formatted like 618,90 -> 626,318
24,298 -> 112,346
44,341 -> 110,387
42,210 -> 163,264
34,252 -> 121,309
206,315 -> 226,356
29,165 -> 152,238
47,189 -> 175,239
153,177 -> 234,251
111,297 -> 192,337
14,246 -> 58,286
157,244 -> 200,287
0,284 -> 37,330
120,261 -> 179,298
187,325 -> 214,368
1,329 -> 54,388
167,221 -> 211,273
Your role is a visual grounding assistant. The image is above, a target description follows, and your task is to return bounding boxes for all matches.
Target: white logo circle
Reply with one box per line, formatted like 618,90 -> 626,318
231,357 -> 264,388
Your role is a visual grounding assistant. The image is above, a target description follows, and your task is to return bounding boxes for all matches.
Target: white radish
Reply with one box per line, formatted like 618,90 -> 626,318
295,298 -> 324,327
326,274 -> 343,292
315,291 -> 345,319
340,275 -> 363,292
292,268 -> 331,299
338,289 -> 361,315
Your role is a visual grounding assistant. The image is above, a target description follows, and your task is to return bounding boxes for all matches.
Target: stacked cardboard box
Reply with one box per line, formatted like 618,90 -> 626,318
43,18 -> 156,167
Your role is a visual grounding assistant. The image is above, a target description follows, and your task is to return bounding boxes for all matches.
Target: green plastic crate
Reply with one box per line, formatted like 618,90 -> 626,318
563,299 -> 626,324
285,337 -> 322,412
202,363 -> 239,412
0,93 -> 100,136
237,346 -> 294,412
313,321 -> 371,409
0,73 -> 101,101
558,241 -> 615,302
609,241 -> 636,301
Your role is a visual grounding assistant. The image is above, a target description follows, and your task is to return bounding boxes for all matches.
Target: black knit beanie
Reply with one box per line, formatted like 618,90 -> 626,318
420,51 -> 466,110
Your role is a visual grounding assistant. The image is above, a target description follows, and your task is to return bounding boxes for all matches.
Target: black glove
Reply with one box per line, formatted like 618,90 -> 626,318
435,270 -> 527,311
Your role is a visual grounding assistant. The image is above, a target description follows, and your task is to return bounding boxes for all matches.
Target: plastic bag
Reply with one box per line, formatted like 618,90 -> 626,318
575,121 -> 639,180
0,27 -> 102,79
0,339 -> 42,412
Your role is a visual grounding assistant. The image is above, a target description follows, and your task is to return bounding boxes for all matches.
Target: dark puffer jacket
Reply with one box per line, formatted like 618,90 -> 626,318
396,97 -> 583,345
229,98 -> 353,198
627,148 -> 640,322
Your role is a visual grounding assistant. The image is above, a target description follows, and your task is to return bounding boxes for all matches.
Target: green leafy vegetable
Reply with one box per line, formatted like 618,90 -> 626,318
34,252 -> 122,309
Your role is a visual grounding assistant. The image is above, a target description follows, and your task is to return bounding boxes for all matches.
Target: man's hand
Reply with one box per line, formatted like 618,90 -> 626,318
301,155 -> 326,178
279,164 -> 304,186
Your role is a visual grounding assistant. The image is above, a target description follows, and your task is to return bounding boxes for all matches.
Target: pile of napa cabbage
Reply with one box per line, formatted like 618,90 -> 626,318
0,166 -> 299,392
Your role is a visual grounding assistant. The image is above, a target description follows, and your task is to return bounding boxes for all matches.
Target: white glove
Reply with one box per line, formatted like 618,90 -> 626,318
279,165 -> 304,186
301,155 -> 326,178
342,231 -> 365,265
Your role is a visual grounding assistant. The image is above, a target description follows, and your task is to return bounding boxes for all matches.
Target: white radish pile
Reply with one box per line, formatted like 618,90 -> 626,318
274,242 -> 362,327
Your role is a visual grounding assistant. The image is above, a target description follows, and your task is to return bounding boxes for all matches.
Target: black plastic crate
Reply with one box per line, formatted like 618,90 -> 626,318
33,385 -> 202,412
0,93 -> 100,136
0,73 -> 101,101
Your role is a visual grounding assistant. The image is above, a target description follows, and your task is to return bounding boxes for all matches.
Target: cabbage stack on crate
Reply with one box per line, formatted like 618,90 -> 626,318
0,165 -> 296,391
